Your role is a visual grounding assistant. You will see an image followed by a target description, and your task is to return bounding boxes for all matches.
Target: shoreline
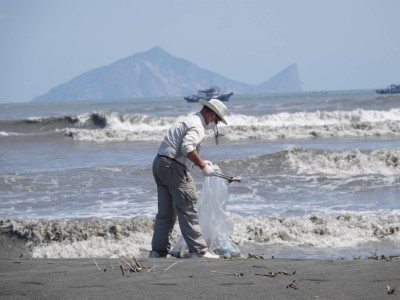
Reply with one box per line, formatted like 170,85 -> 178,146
1,227 -> 399,262
1,256 -> 399,299
1,225 -> 400,299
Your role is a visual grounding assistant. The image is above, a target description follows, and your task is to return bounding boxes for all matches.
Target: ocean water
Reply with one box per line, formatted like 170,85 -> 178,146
1,90 -> 400,259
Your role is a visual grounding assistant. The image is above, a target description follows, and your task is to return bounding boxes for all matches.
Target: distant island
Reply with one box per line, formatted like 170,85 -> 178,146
32,46 -> 303,102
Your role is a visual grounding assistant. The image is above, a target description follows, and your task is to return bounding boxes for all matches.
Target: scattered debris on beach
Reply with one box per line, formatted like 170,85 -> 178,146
252,265 -> 296,277
164,261 -> 179,272
287,280 -> 299,290
248,253 -> 264,259
387,284 -> 396,295
211,270 -> 244,277
254,270 -> 296,277
118,256 -> 142,274
255,271 -> 277,277
368,253 -> 400,261
350,252 -> 400,261
92,256 -> 158,276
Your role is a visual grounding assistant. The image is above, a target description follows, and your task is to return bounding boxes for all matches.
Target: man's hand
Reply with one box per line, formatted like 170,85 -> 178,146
201,164 -> 214,176
203,160 -> 213,166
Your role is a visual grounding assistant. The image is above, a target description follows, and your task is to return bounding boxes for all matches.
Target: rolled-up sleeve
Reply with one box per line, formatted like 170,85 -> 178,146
181,126 -> 204,156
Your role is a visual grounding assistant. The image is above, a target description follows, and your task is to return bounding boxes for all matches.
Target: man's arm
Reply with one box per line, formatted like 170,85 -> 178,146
187,150 -> 206,169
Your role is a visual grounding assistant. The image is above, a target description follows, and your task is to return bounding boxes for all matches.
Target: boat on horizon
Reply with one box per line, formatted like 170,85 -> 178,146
184,86 -> 233,102
376,83 -> 400,94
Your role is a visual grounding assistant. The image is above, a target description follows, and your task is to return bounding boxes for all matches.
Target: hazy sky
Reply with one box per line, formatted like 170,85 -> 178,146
1,0 -> 399,103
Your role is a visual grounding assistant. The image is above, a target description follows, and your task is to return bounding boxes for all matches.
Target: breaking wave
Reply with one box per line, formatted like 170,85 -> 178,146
1,213 -> 399,258
286,147 -> 400,176
224,108 -> 400,140
220,147 -> 400,178
1,108 -> 400,142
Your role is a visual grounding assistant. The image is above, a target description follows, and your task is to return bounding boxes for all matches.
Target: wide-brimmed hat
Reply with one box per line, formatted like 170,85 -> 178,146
199,99 -> 228,124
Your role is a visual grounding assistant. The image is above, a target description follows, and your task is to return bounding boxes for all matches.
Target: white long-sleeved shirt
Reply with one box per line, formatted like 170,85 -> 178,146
157,112 -> 206,170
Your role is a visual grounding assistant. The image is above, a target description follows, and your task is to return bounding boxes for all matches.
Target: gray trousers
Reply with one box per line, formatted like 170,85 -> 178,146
151,155 -> 208,256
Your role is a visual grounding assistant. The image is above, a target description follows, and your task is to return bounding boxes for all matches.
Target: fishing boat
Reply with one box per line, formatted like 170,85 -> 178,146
184,86 -> 233,102
376,84 -> 400,94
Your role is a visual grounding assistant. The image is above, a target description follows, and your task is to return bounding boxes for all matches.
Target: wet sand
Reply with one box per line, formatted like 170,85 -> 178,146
1,253 -> 399,300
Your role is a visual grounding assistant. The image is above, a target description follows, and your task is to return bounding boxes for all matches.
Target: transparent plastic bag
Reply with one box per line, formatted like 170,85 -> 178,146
171,164 -> 241,258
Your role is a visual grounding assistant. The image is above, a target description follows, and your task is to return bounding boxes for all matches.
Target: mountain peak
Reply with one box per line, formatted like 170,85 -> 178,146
147,46 -> 166,54
32,48 -> 303,102
259,63 -> 303,92
137,46 -> 172,59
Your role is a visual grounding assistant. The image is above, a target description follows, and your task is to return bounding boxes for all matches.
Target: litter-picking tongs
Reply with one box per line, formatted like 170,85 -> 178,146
213,173 -> 241,183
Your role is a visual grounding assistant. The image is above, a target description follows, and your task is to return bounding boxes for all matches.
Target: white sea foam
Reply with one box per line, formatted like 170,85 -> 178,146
31,233 -> 153,258
62,109 -> 400,142
223,109 -> 400,140
233,213 -> 400,250
287,147 -> 400,176
0,131 -> 19,136
64,112 -> 174,141
2,213 -> 399,258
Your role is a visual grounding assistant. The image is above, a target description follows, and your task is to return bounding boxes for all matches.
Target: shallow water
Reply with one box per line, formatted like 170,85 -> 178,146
1,90 -> 400,259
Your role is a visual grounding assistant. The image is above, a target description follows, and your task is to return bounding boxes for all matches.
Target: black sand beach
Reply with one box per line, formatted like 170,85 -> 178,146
1,244 -> 399,300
